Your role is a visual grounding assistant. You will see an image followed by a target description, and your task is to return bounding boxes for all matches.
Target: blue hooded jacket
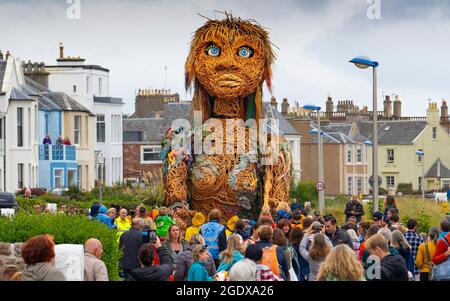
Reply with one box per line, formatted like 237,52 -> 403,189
96,206 -> 113,228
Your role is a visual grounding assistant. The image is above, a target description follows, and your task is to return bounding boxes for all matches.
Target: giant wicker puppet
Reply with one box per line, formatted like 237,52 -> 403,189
162,15 -> 292,225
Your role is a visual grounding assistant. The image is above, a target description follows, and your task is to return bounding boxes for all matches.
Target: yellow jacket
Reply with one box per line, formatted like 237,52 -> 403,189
415,240 -> 437,273
185,212 -> 206,241
115,217 -> 131,242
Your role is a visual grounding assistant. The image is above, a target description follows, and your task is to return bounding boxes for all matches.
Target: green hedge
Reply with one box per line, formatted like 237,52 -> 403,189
290,181 -> 318,207
0,213 -> 121,280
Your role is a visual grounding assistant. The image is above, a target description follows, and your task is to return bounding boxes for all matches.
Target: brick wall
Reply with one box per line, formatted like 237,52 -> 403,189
0,243 -> 25,277
123,143 -> 161,178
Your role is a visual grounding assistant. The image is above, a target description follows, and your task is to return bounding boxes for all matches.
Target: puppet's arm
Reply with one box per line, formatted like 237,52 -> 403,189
161,128 -> 191,205
262,135 -> 292,212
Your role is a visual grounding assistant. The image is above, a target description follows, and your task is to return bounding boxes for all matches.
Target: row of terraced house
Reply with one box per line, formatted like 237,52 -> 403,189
0,45 -> 123,193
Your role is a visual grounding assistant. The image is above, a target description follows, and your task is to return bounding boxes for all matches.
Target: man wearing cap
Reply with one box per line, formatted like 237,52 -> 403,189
313,211 -> 324,224
372,212 -> 384,227
245,244 -> 283,281
344,194 -> 365,223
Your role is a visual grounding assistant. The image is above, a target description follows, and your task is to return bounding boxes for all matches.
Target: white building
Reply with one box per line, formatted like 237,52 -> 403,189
46,44 -> 123,186
0,52 -> 39,192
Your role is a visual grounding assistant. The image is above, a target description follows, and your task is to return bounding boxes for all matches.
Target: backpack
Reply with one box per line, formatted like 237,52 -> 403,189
431,237 -> 450,281
261,245 -> 280,277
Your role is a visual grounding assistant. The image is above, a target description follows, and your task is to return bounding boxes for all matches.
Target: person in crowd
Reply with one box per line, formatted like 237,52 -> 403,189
277,218 -> 291,239
200,209 -> 227,265
365,234 -> 408,281
68,205 -> 77,216
290,227 -> 309,281
312,211 -> 324,224
185,211 -> 205,242
273,228 -> 299,281
438,216 -> 450,239
317,244 -> 365,281
290,209 -> 304,230
56,135 -> 64,145
217,234 -> 245,273
344,194 -> 365,223
63,137 -> 71,145
58,204 -> 66,214
174,234 -> 216,281
357,221 -> 370,244
372,212 -> 384,227
33,204 -> 41,215
231,219 -> 251,248
228,259 -> 257,281
275,202 -> 292,223
416,226 -> 440,281
129,208 -> 137,219
188,245 -> 214,281
155,207 -> 175,239
139,206 -> 154,230
225,215 -> 239,238
247,221 -> 261,245
341,216 -> 358,232
162,224 -> 188,265
24,188 -> 32,198
106,208 -> 117,229
302,217 -> 314,230
84,238 -> 108,281
385,208 -> 398,227
324,216 -> 353,249
96,205 -> 113,228
119,218 -> 144,278
347,229 -> 360,256
245,243 -> 282,281
259,207 -> 276,228
290,198 -> 301,212
404,219 -> 424,280
432,218 -> 450,266
389,213 -> 401,231
126,238 -> 174,281
20,234 -> 66,281
299,229 -> 332,281
43,134 -> 52,145
391,230 -> 414,276
88,202 -> 101,220
115,208 -> 131,242
256,225 -> 289,280
360,224 -> 381,262
384,195 -> 399,222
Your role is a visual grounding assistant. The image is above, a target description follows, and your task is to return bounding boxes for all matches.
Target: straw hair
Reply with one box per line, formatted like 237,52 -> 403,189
317,244 -> 364,281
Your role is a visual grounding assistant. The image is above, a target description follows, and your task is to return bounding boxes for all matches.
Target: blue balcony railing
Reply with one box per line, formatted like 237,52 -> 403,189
39,144 -> 76,161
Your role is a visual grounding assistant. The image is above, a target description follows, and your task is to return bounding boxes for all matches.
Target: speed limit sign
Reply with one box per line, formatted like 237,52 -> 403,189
316,181 -> 326,191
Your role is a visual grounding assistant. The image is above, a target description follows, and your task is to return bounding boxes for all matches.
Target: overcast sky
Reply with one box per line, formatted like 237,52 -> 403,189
1,0 -> 450,116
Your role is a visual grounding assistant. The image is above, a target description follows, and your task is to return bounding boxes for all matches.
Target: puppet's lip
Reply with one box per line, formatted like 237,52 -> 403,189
216,74 -> 242,87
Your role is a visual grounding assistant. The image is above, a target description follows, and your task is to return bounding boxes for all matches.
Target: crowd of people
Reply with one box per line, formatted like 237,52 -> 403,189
2,194 -> 450,281
42,134 -> 72,146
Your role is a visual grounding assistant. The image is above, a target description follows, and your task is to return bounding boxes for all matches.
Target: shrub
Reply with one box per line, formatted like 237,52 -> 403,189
0,213 -> 120,280
397,183 -> 413,195
290,181 -> 318,207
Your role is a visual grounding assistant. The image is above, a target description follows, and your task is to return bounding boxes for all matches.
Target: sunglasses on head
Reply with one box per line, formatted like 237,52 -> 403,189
200,245 -> 208,252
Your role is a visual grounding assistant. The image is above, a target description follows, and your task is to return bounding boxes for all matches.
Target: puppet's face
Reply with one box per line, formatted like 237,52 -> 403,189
193,35 -> 265,99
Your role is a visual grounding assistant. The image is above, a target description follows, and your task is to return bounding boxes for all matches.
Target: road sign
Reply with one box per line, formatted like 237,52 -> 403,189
368,175 -> 382,188
316,181 -> 326,191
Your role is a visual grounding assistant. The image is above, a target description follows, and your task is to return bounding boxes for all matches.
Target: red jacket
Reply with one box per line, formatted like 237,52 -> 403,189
432,233 -> 450,265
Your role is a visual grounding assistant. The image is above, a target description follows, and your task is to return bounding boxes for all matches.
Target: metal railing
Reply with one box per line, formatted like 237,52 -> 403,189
38,144 -> 76,161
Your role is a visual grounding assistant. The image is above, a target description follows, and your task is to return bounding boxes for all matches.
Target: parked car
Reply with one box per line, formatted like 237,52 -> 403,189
0,192 -> 19,211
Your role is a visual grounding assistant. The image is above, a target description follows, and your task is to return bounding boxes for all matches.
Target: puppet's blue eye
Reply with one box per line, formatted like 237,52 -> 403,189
206,44 -> 220,57
237,46 -> 253,58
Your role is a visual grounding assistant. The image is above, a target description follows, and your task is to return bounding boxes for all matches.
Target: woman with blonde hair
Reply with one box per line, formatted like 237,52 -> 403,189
317,244 -> 364,281
299,229 -> 333,281
391,229 -> 414,274
217,234 -> 245,273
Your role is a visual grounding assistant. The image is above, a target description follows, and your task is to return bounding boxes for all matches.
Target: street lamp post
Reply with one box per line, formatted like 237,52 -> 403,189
304,104 -> 324,215
416,150 -> 425,201
350,56 -> 380,212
